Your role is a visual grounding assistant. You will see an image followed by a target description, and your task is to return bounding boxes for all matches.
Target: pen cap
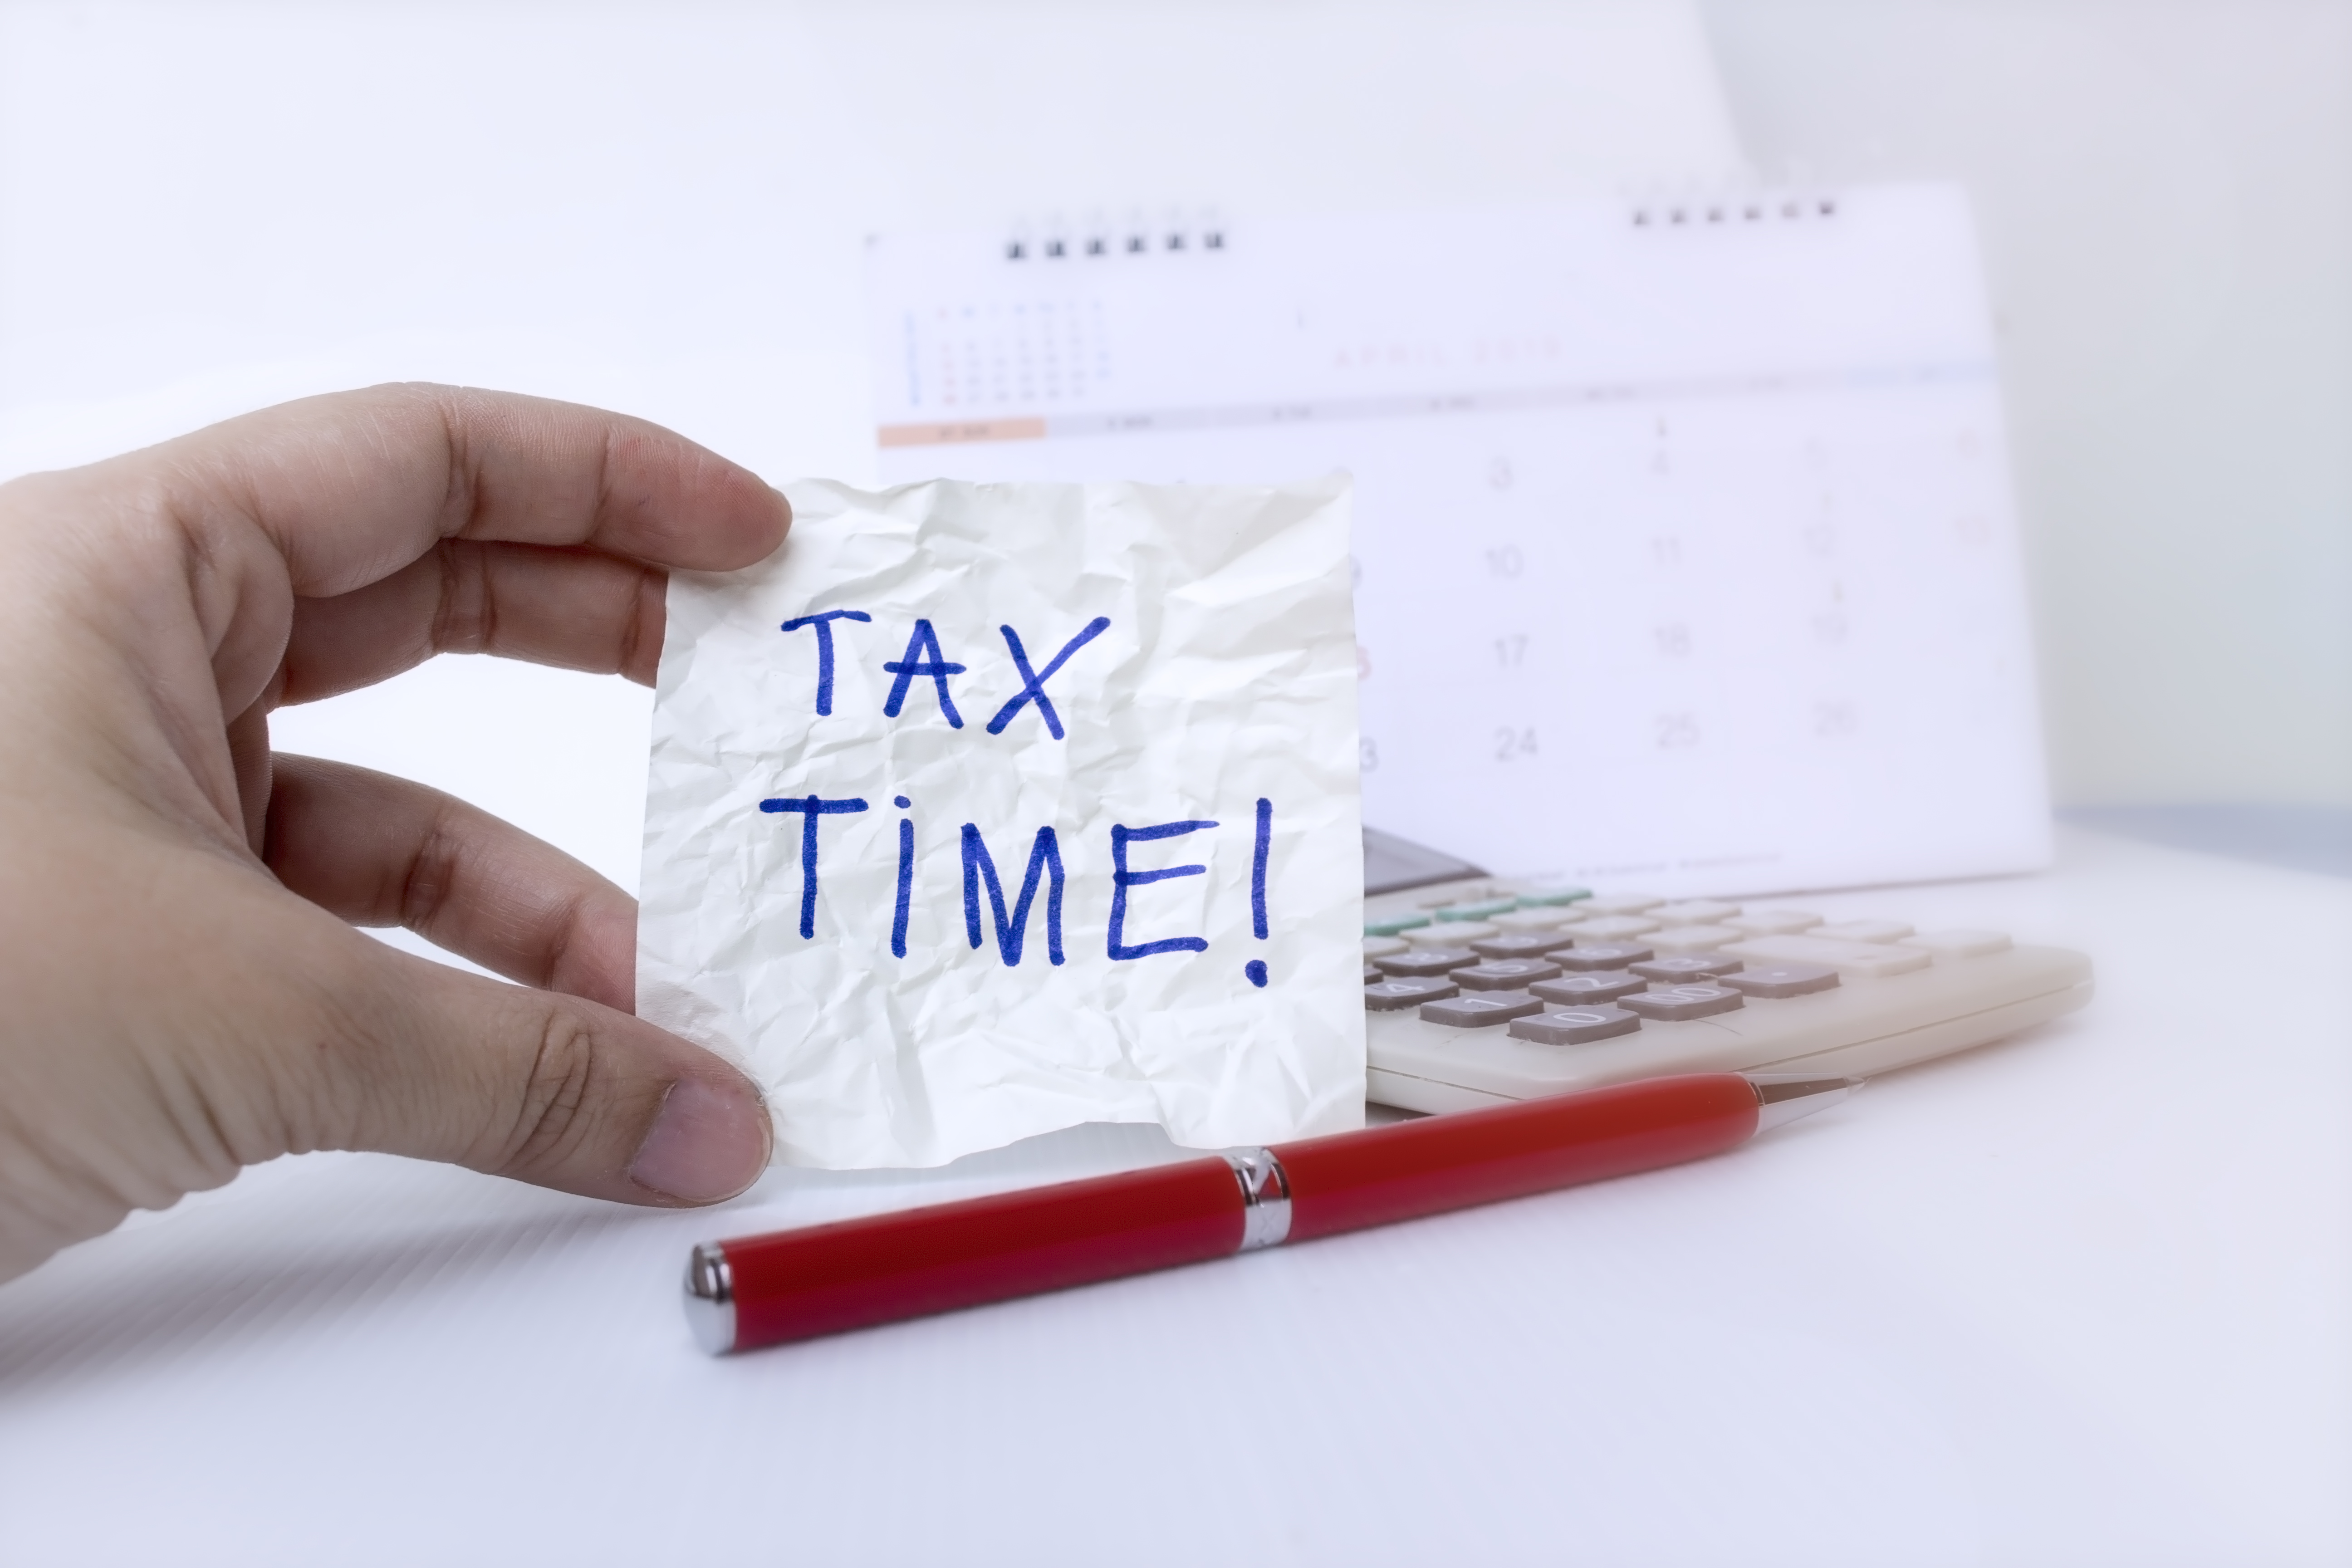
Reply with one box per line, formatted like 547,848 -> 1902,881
1270,1073 -> 1760,1243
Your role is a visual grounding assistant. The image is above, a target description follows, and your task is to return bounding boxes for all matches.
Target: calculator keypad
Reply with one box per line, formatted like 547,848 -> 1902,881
1529,970 -> 1648,1005
1509,1006 -> 1642,1045
1816,919 -> 1915,944
1470,932 -> 1577,960
1563,915 -> 1660,942
1646,926 -> 1747,955
1419,991 -> 1545,1028
1376,947 -> 1481,977
1433,898 -> 1519,923
1364,875 -> 2077,1111
1629,954 -> 1743,982
1553,941 -> 1655,970
1365,977 -> 1458,1010
1647,900 -> 1742,926
1618,983 -> 1745,1021
1365,912 -> 1434,938
1404,921 -> 1498,947
1452,959 -> 1563,991
1488,909 -> 1576,932
1719,961 -> 1839,998
1577,893 -> 1664,916
1726,910 -> 1823,936
1514,887 -> 1593,908
1722,935 -> 1930,980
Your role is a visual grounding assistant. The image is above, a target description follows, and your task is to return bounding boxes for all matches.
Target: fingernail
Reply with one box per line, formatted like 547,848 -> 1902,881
629,1075 -> 771,1203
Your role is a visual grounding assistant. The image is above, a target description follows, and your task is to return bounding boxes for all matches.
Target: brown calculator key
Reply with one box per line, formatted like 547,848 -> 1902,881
1628,953 -> 1744,982
1376,947 -> 1481,978
1718,961 -> 1840,999
1553,941 -> 1655,971
1469,932 -> 1577,961
1366,977 -> 1459,1011
1420,991 -> 1545,1028
1364,963 -> 1383,984
1508,1005 -> 1643,1045
1617,983 -> 1745,1021
1529,970 -> 1647,1005
1451,959 -> 1563,991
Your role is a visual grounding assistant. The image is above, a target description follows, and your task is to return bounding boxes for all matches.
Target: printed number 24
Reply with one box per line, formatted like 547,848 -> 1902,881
1494,727 -> 1538,762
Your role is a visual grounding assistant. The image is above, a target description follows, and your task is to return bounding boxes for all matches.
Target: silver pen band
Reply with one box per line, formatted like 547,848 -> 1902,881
1221,1147 -> 1293,1250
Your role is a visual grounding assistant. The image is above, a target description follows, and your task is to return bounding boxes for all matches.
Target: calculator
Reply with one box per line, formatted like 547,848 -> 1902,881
1362,878 -> 2092,1114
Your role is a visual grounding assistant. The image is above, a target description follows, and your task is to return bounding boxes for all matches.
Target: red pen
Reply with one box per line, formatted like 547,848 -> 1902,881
683,1072 -> 1855,1353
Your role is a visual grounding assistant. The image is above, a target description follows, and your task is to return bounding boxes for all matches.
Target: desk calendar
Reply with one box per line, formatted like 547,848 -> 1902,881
864,187 -> 2051,896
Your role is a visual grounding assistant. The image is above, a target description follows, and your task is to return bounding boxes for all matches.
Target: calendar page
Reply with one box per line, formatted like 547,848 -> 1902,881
864,187 -> 2050,897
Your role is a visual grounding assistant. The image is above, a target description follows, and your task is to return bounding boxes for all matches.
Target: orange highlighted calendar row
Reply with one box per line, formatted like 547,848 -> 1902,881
877,417 -> 1047,448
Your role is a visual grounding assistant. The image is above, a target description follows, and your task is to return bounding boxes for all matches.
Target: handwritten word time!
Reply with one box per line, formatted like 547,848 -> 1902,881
764,612 -> 1277,987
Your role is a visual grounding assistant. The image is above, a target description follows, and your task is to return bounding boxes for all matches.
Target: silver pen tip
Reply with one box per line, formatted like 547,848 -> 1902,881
1744,1073 -> 1863,1134
682,1243 -> 738,1356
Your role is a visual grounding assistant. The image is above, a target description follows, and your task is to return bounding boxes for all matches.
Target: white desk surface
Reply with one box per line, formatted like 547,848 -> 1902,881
3,826 -> 2346,1565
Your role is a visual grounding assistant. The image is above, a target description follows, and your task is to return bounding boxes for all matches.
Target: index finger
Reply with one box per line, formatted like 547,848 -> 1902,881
150,382 -> 791,599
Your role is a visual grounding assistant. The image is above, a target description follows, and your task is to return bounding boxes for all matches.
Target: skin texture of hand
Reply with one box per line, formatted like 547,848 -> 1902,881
0,385 -> 787,1284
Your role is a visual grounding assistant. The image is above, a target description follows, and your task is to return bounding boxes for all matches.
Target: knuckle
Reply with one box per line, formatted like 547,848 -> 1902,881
619,565 -> 667,681
430,539 -> 496,655
500,1008 -> 608,1175
394,803 -> 466,932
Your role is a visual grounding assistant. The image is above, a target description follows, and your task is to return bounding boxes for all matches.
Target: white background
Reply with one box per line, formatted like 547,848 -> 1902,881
0,0 -> 1739,908
1701,0 -> 2352,810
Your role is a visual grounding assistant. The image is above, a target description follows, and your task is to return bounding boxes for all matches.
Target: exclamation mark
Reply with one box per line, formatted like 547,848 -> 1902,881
892,795 -> 914,958
1245,797 -> 1271,988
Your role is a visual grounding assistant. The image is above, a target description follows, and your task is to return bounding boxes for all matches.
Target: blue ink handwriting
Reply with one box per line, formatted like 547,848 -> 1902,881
1250,798 -> 1272,939
961,824 -> 1067,967
1108,819 -> 1219,960
881,619 -> 967,729
779,609 -> 872,716
759,794 -> 870,938
1247,797 -> 1273,985
984,617 -> 1113,740
892,798 -> 915,959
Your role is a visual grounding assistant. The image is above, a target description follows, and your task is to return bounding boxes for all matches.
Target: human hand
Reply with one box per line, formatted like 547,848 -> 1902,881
0,386 -> 788,1283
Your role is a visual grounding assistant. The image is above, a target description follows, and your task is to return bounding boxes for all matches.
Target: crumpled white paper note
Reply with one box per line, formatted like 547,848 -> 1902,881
637,477 -> 1364,1169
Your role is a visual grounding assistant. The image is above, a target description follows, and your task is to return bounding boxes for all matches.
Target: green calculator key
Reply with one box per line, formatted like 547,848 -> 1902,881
1364,913 -> 1434,937
1433,898 -> 1518,922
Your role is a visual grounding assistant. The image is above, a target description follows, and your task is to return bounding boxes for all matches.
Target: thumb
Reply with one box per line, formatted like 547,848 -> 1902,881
325,942 -> 773,1205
